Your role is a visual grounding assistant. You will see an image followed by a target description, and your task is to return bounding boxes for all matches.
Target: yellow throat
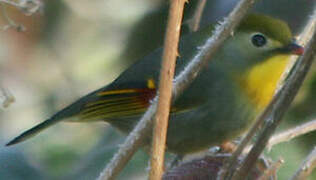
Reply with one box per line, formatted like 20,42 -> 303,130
238,55 -> 292,111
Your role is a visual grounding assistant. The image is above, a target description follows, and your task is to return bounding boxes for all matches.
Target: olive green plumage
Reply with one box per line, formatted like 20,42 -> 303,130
6,14 -> 303,155
239,14 -> 292,44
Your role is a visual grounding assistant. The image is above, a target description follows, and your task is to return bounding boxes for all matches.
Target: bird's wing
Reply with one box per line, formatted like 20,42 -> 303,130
77,77 -> 202,121
78,85 -> 156,120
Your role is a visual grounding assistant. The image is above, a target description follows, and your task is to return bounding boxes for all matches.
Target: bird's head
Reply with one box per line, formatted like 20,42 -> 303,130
217,14 -> 303,72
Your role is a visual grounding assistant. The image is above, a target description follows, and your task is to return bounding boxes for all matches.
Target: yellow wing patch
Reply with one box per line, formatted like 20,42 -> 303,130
147,78 -> 156,89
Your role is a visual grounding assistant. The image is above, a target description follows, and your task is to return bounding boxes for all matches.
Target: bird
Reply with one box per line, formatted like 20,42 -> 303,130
6,14 -> 304,155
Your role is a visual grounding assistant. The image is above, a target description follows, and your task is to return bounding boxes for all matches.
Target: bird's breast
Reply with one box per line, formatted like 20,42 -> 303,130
235,54 -> 292,111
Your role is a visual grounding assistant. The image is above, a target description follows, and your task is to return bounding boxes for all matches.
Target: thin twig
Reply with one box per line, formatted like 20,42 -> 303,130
231,8 -> 316,180
290,146 -> 316,180
267,119 -> 316,150
243,118 -> 316,153
258,158 -> 284,180
188,0 -> 206,32
97,0 -> 257,179
278,4 -> 316,90
149,0 -> 186,179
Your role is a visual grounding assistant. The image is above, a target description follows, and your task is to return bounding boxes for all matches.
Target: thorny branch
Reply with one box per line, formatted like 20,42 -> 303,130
267,119 -> 316,150
291,146 -> 316,180
258,158 -> 284,180
97,0 -> 257,179
149,0 -> 186,179
242,118 -> 316,154
188,0 -> 206,32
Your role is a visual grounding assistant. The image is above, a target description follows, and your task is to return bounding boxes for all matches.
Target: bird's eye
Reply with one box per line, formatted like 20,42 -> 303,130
251,34 -> 267,47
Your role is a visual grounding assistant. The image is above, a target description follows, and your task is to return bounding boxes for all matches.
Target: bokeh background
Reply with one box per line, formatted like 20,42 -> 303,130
0,0 -> 316,179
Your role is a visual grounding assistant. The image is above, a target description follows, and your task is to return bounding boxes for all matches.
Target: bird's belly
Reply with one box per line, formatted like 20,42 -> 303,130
165,100 -> 255,155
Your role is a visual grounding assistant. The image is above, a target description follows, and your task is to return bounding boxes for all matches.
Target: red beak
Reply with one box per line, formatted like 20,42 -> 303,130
286,42 -> 304,55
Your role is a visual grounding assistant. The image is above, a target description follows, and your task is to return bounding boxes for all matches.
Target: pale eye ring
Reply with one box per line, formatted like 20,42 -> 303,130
251,33 -> 267,47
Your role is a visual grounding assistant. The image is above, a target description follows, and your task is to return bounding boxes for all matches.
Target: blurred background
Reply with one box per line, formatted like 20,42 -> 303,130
0,0 -> 315,179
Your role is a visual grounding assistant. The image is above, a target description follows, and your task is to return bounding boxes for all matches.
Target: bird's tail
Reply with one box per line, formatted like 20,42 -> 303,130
6,116 -> 61,146
5,95 -> 84,146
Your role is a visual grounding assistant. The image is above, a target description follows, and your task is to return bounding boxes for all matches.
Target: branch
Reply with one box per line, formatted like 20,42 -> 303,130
97,0 -> 257,179
149,0 -> 186,179
188,0 -> 206,32
290,146 -> 316,180
267,119 -> 316,150
258,158 -> 284,180
231,8 -> 316,180
242,118 -> 316,153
